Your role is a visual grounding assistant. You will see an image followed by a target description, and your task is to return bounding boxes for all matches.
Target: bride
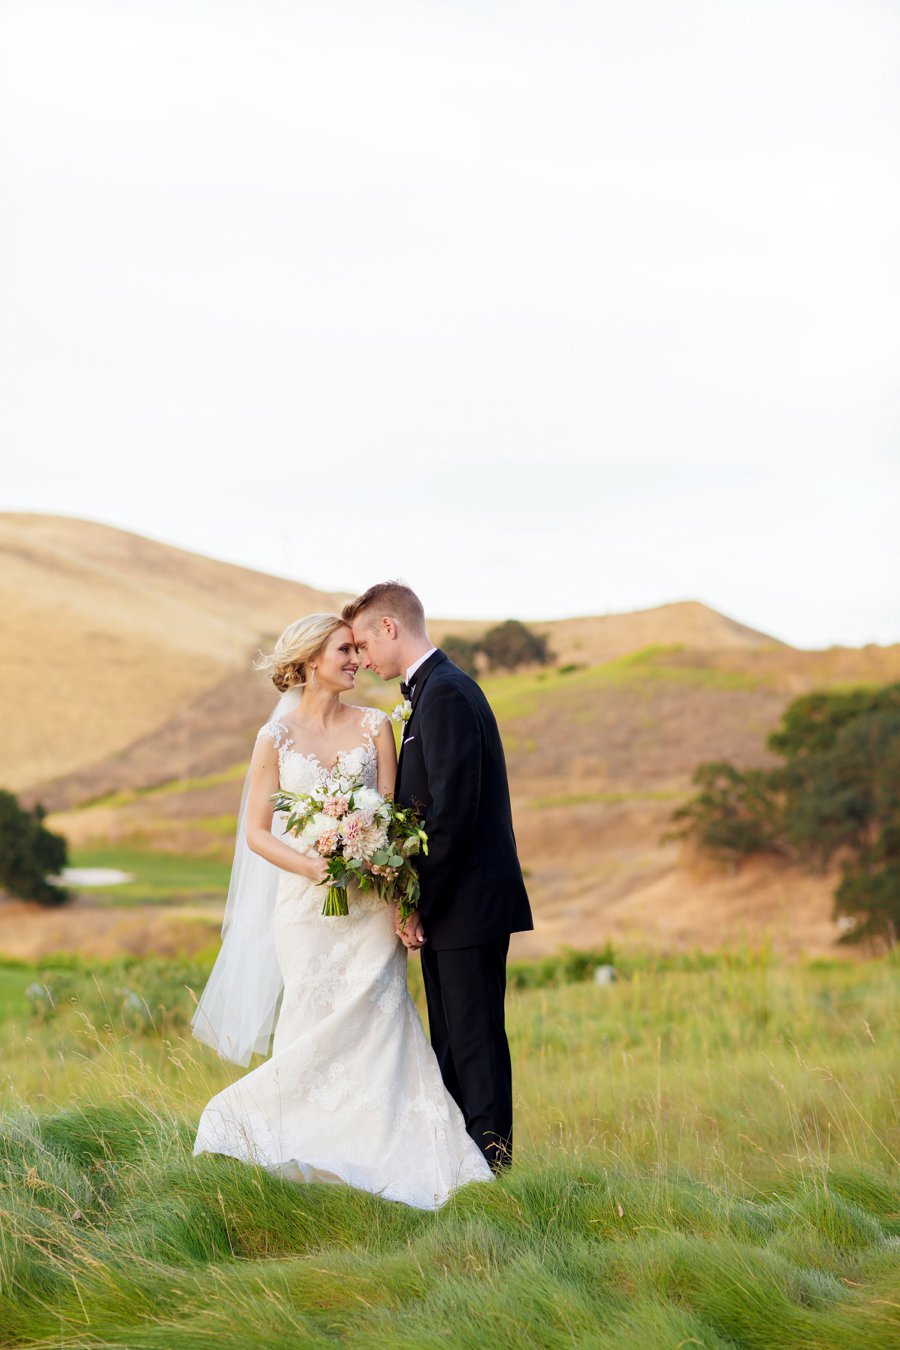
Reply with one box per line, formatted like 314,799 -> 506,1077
191,613 -> 492,1209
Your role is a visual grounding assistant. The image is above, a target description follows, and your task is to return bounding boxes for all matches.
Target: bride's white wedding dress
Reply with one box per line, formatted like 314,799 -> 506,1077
193,706 -> 493,1209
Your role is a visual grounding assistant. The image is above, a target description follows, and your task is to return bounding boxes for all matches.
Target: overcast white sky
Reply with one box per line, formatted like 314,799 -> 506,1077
1,0 -> 898,646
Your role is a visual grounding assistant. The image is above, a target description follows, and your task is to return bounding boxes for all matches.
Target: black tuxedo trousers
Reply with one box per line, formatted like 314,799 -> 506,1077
420,936 -> 512,1168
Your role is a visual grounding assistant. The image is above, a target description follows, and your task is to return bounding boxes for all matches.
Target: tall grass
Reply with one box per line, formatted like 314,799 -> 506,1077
1,950 -> 897,1347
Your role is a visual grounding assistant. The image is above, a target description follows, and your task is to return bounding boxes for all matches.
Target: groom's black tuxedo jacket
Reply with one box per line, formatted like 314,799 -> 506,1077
394,650 -> 533,950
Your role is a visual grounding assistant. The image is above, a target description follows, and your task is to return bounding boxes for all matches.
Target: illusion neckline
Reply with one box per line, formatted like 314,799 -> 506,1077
277,731 -> 377,777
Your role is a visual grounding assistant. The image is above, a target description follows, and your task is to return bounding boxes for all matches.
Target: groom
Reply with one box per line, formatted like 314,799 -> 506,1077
343,582 -> 533,1170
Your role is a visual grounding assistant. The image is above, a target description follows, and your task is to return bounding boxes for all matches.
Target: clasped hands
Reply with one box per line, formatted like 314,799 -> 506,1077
392,904 -> 426,949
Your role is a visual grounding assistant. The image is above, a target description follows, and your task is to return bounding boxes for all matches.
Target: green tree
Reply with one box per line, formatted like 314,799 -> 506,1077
767,683 -> 900,759
441,635 -> 479,678
667,761 -> 782,866
776,709 -> 898,868
830,715 -> 900,945
669,684 -> 900,946
480,619 -> 550,671
0,790 -> 70,906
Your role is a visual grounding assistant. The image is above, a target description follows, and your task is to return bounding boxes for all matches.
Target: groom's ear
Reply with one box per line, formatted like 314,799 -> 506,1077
380,616 -> 399,641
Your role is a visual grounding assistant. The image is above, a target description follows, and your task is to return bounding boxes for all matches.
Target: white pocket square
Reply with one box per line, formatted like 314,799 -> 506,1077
402,734 -> 416,745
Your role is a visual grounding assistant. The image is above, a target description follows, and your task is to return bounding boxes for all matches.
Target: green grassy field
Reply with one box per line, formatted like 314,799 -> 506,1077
1,949 -> 897,1348
0,967 -> 32,1022
68,848 -> 231,907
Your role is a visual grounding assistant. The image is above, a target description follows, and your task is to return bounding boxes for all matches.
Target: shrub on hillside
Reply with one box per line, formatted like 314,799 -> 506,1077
439,621 -> 551,678
480,618 -> 551,671
0,790 -> 69,906
767,685 -> 900,759
441,635 -> 480,677
667,762 -> 784,867
668,684 -> 900,947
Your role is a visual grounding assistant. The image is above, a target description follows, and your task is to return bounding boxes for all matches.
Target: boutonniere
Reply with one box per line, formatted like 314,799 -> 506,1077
391,699 -> 413,724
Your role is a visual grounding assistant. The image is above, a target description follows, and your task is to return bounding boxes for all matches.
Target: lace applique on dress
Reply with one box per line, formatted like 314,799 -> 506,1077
257,720 -> 293,751
359,707 -> 390,738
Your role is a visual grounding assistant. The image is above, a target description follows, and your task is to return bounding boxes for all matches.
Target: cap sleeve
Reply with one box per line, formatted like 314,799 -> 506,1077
361,707 -> 390,738
257,719 -> 291,750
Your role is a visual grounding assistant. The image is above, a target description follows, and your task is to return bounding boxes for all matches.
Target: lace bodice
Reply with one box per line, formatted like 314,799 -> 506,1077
257,705 -> 388,795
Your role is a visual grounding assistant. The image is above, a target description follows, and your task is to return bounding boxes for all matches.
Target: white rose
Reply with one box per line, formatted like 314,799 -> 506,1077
353,786 -> 384,815
300,812 -> 333,845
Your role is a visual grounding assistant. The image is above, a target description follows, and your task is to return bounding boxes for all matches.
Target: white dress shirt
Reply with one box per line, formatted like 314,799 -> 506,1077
406,647 -> 437,685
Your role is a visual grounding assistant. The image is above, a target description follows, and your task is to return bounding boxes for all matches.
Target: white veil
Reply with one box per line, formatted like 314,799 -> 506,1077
190,687 -> 300,1065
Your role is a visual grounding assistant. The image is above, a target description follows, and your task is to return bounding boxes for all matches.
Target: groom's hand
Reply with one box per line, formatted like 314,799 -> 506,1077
396,909 -> 426,948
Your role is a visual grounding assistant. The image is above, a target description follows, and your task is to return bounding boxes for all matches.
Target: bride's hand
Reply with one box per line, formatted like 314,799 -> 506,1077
303,855 -> 330,885
398,909 -> 426,948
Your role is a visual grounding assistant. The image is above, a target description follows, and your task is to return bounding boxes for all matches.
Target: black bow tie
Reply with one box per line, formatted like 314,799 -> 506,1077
400,679 -> 416,700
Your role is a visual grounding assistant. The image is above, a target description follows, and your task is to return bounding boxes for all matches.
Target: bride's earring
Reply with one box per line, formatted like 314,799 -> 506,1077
309,665 -> 316,687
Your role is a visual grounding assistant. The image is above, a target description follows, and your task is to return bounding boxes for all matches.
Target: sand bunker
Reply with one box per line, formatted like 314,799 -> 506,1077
51,868 -> 136,886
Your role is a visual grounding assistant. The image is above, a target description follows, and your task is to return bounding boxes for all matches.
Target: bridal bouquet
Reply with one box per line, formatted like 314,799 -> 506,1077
272,768 -> 427,921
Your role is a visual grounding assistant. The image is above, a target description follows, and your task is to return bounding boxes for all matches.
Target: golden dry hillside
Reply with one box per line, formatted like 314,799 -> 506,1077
24,646 -> 900,964
4,514 -> 900,962
4,513 -> 793,799
0,514 -> 347,791
532,601 -> 784,666
430,600 -> 783,667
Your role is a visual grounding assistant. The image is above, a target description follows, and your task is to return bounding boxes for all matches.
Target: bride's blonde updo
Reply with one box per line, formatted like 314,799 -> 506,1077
253,613 -> 347,692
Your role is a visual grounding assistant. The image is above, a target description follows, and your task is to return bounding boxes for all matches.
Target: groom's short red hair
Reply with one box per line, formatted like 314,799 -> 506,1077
342,581 -> 426,635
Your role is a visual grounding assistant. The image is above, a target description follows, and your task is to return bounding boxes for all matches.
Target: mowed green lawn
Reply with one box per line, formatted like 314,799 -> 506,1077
67,847 -> 231,906
0,951 -> 897,1348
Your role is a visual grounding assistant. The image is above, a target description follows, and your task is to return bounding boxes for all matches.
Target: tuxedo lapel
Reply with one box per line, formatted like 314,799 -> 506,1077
396,650 -> 447,780
408,649 -> 446,714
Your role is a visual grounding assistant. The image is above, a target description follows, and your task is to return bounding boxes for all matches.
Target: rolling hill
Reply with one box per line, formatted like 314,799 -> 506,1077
0,514 -> 348,791
3,514 -> 795,800
530,599 -> 785,667
3,513 -> 900,960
